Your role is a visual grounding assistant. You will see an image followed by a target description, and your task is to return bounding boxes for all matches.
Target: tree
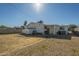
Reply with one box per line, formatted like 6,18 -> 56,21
0,25 -> 9,28
24,20 -> 27,26
37,20 -> 43,24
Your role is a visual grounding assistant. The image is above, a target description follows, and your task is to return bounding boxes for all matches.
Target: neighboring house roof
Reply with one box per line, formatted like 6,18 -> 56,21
28,22 -> 44,25
45,24 -> 60,27
27,22 -> 44,29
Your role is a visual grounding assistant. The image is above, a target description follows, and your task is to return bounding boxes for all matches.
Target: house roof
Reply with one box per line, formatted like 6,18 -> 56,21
44,24 -> 60,28
28,22 -> 44,25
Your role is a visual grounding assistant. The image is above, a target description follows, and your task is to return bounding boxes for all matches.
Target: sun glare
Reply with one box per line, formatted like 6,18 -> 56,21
34,3 -> 42,12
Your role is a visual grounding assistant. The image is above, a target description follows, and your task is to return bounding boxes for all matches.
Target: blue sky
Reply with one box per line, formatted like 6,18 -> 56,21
0,3 -> 79,27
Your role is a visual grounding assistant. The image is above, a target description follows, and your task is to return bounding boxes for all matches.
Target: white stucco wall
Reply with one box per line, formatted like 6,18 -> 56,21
22,29 -> 33,34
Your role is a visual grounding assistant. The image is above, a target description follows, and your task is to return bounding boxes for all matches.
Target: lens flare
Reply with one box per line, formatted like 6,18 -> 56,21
34,3 -> 42,12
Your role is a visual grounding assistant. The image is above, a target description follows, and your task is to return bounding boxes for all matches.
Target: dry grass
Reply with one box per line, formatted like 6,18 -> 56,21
0,34 -> 79,56
0,34 -> 43,55
7,36 -> 79,56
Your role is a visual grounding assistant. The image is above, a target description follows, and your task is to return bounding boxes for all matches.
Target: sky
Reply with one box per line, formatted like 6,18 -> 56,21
0,3 -> 79,27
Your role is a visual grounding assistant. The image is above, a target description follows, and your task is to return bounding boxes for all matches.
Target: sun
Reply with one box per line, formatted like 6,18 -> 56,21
34,3 -> 42,12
